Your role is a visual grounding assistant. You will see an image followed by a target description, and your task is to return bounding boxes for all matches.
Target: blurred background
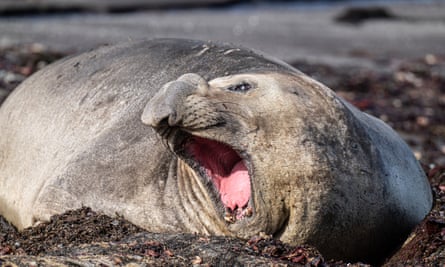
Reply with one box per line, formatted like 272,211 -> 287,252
0,0 -> 445,264
1,0 -> 444,64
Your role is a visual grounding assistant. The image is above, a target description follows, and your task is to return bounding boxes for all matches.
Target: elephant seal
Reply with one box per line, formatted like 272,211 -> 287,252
0,39 -> 432,262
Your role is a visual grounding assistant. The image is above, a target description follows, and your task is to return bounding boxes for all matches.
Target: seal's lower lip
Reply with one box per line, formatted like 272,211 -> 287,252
177,134 -> 253,223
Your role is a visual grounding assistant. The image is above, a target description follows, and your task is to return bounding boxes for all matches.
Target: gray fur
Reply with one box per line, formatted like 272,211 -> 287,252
0,39 -> 431,262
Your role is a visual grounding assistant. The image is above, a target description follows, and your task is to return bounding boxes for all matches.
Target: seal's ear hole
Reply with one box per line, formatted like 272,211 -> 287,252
226,82 -> 252,93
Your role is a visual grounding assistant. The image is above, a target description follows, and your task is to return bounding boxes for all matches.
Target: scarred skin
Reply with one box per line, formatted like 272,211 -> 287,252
0,39 -> 432,263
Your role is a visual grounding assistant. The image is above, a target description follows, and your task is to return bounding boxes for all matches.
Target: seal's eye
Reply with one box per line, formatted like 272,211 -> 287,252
226,82 -> 252,93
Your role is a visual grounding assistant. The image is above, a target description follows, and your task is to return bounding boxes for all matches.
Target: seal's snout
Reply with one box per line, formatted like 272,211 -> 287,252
141,73 -> 209,128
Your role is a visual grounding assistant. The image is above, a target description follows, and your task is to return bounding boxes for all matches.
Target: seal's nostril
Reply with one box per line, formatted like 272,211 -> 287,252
158,117 -> 170,128
167,111 -> 182,127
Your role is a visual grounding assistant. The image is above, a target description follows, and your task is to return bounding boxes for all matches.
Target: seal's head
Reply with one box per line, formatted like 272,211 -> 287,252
141,70 -> 359,245
142,72 -> 304,234
141,66 -> 431,263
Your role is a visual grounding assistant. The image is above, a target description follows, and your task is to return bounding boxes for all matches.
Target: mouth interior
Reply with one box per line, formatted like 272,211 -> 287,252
184,136 -> 251,213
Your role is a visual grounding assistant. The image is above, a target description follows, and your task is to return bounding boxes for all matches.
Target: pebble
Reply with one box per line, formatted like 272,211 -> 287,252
191,256 -> 202,265
3,71 -> 25,84
425,54 -> 438,65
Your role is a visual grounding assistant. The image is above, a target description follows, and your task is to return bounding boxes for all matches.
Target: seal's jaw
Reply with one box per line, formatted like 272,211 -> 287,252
175,134 -> 254,223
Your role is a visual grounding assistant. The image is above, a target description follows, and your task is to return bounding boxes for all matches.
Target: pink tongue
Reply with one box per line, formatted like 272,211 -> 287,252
185,136 -> 251,211
219,161 -> 251,211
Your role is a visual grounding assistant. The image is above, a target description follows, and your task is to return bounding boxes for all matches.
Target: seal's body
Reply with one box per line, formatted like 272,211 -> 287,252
0,39 -> 431,262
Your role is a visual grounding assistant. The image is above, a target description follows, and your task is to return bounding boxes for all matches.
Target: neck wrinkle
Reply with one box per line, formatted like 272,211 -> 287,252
176,159 -> 230,236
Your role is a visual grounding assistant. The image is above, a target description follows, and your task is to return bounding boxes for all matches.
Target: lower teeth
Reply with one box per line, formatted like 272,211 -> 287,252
224,210 -> 236,223
224,206 -> 253,223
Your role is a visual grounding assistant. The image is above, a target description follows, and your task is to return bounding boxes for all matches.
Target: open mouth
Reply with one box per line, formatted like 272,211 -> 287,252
180,135 -> 253,223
